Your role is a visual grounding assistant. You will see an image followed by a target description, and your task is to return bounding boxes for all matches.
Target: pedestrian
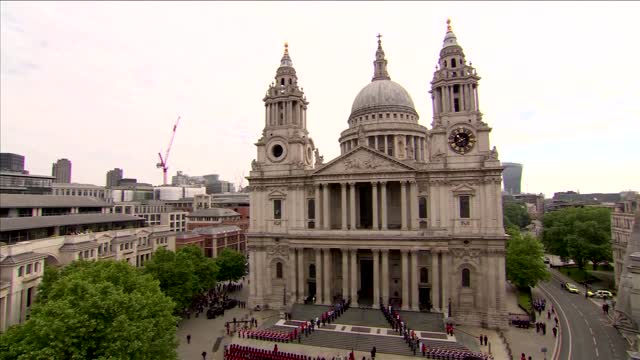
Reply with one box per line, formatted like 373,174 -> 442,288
371,346 -> 376,359
202,351 -> 207,360
542,323 -> 546,335
552,326 -> 557,337
274,344 -> 278,353
554,316 -> 558,326
483,334 -> 488,346
186,334 -> 191,344
520,353 -> 526,360
547,310 -> 551,319
479,334 -> 483,345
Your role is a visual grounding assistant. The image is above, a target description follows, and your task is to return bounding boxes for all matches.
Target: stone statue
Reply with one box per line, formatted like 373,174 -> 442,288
314,148 -> 324,166
406,143 -> 415,159
251,159 -> 259,170
488,146 -> 499,160
358,126 -> 366,146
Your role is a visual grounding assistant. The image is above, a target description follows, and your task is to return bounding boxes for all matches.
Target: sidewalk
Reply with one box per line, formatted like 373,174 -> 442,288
501,285 -> 558,360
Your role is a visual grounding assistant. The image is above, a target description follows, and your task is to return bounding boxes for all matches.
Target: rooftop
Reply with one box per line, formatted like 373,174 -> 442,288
0,213 -> 143,232
191,225 -> 241,235
0,194 -> 111,208
188,208 -> 240,217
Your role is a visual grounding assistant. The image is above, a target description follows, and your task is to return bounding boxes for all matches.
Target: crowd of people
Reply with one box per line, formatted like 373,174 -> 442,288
224,344 -> 353,360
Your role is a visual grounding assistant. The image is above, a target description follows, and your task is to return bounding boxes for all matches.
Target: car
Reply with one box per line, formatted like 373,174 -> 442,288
564,282 -> 580,294
207,307 -> 224,319
594,290 -> 613,298
222,299 -> 238,310
587,289 -> 595,297
544,257 -> 550,264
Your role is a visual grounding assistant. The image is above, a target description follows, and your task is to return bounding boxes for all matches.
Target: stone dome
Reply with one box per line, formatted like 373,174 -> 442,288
350,80 -> 416,114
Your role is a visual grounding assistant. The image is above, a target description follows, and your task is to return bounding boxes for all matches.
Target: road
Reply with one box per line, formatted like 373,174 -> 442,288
538,269 -> 629,360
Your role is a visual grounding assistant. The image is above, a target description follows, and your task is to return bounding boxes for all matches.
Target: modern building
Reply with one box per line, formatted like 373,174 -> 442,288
546,191 -> 621,212
105,168 -> 123,188
510,193 -> 545,220
51,183 -> 113,203
110,180 -> 154,202
153,185 -> 207,201
0,171 -> 55,195
502,162 -> 522,195
175,232 -> 205,252
51,158 -> 72,184
171,171 -> 205,186
204,174 -> 236,194
111,200 -> 187,233
247,23 -> 508,328
0,153 -> 25,173
612,192 -> 639,286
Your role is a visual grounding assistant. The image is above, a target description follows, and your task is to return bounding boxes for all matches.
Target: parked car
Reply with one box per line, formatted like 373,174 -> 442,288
594,290 -> 613,298
207,307 -> 224,319
564,282 -> 580,294
222,299 -> 238,310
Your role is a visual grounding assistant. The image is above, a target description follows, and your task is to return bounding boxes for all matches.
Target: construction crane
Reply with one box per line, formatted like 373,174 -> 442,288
156,116 -> 181,185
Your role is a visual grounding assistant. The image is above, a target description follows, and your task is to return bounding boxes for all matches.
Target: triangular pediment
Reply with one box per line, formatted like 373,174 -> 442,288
451,183 -> 476,194
313,146 -> 415,175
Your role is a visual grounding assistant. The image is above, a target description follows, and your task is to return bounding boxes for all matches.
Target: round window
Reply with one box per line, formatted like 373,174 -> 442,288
306,146 -> 313,163
272,144 -> 284,158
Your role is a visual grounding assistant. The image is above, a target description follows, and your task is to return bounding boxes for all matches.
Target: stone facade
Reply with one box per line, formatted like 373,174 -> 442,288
247,24 -> 508,328
0,225 -> 175,332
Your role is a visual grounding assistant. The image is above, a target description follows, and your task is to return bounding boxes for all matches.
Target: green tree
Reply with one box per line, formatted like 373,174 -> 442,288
143,245 -> 219,311
506,229 -> 551,288
0,260 -> 178,360
215,248 -> 247,283
503,202 -> 532,229
542,207 -> 612,269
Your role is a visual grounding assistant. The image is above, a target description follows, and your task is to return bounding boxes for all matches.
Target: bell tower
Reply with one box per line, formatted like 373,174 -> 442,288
428,19 -> 496,164
253,43 -> 317,175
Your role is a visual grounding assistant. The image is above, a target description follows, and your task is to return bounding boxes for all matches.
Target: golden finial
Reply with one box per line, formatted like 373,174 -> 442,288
446,18 -> 452,32
377,33 -> 382,44
284,42 -> 289,55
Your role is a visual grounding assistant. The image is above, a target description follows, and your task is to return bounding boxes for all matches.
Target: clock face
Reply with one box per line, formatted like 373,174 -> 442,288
448,127 -> 476,154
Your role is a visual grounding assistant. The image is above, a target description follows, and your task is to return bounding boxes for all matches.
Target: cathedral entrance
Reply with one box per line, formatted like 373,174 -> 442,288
307,281 -> 316,303
359,259 -> 373,306
357,184 -> 372,229
419,287 -> 432,312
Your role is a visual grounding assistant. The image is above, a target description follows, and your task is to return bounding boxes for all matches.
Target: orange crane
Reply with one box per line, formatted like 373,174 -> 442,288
156,116 -> 181,185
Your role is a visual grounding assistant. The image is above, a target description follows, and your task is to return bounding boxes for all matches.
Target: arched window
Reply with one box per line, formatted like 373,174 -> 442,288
276,262 -> 283,279
420,267 -> 429,283
288,79 -> 292,85
462,268 -> 471,287
309,264 -> 316,278
280,78 -> 285,86
419,197 -> 427,218
18,266 -> 24,277
451,58 -> 457,68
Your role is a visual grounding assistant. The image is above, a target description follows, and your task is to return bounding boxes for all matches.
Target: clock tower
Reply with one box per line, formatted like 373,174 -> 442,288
253,43 -> 317,177
428,19 -> 496,166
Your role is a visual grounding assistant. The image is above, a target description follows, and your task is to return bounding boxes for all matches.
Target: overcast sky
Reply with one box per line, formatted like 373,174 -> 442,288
1,1 -> 638,197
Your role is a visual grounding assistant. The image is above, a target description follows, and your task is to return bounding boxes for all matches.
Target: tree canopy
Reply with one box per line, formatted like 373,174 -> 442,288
0,260 -> 178,360
215,248 -> 247,283
542,207 -> 612,269
143,245 -> 219,311
506,228 -> 551,288
503,201 -> 532,229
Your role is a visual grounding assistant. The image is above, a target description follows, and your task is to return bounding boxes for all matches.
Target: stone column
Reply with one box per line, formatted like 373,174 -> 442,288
297,248 -> 305,302
323,249 -> 332,304
371,182 -> 379,230
315,184 -> 321,228
381,249 -> 389,305
289,248 -> 297,303
350,249 -> 359,306
349,182 -> 356,230
410,181 -> 419,230
341,183 -> 347,230
400,181 -> 408,230
250,248 -> 258,299
411,250 -> 419,311
256,250 -> 264,302
315,248 -> 323,304
342,249 -> 349,300
373,249 -> 380,308
374,136 -> 379,150
442,251 -> 449,318
265,104 -> 268,128
384,135 -> 388,154
401,249 -> 409,310
323,183 -> 330,229
380,182 -> 388,230
432,251 -> 440,311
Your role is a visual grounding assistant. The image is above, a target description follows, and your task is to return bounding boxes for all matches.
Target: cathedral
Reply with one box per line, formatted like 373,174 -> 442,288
247,20 -> 508,328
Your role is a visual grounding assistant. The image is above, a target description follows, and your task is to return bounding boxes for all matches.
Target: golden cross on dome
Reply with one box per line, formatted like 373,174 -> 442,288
284,42 -> 289,55
377,33 -> 382,43
446,18 -> 452,32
